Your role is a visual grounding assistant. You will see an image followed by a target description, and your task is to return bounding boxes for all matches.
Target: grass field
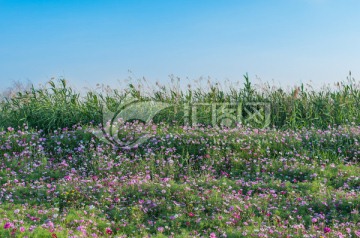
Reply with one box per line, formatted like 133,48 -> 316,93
0,77 -> 359,237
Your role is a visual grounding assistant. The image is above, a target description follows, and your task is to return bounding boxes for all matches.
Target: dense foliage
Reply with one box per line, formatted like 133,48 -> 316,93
0,124 -> 359,237
2,74 -> 360,131
0,77 -> 359,237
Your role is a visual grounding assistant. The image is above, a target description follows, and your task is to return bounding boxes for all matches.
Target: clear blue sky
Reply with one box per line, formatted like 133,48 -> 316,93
1,0 -> 359,92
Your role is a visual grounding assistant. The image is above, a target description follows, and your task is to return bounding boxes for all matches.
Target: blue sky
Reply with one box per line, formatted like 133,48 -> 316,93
1,0 -> 359,92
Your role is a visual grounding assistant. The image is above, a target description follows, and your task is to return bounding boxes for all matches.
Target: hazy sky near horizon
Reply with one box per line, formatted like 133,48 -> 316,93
1,0 -> 359,92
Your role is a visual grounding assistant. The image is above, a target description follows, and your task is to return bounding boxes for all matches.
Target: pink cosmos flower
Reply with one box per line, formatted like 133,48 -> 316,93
335,232 -> 345,238
210,232 -> 217,238
106,227 -> 112,235
4,222 -> 12,229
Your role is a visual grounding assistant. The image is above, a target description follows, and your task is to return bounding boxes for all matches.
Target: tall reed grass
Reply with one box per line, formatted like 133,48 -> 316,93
1,74 -> 360,132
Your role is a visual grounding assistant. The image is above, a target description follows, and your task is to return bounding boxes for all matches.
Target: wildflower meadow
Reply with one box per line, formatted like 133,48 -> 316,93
0,76 -> 359,237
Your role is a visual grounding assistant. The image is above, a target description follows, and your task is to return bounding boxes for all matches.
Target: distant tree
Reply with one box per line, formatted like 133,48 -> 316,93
1,80 -> 32,101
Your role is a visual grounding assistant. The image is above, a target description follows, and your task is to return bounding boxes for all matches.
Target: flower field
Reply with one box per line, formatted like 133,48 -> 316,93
0,123 -> 359,237
0,78 -> 360,237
